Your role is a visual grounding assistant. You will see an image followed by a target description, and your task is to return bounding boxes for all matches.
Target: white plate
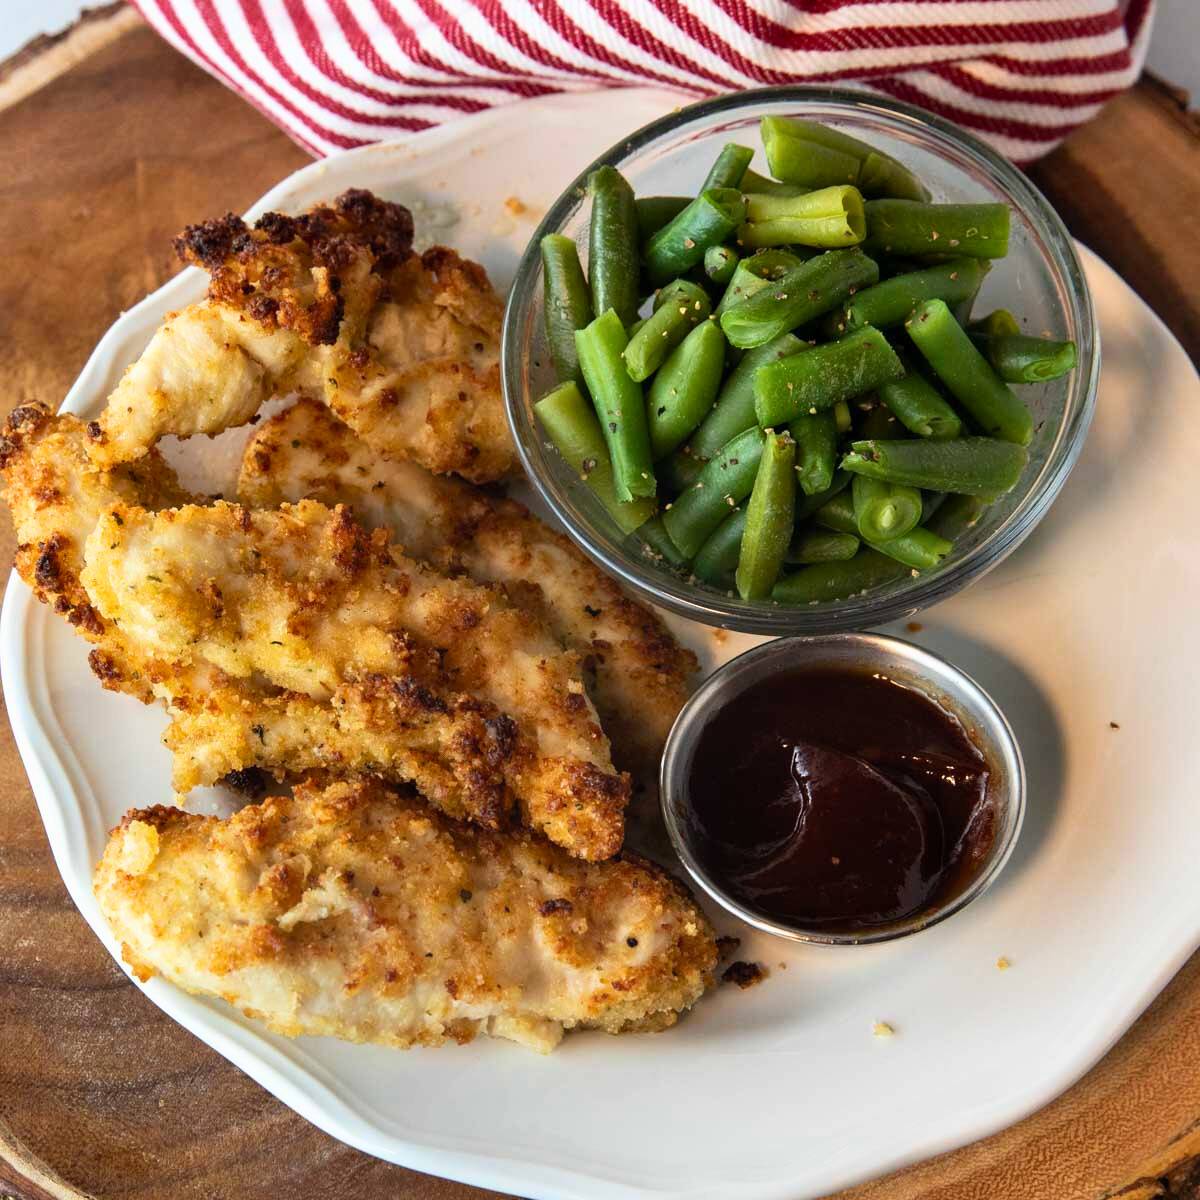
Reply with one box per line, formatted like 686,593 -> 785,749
3,88 -> 1199,1200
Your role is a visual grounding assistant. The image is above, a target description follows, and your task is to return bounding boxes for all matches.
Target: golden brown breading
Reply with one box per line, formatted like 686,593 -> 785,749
85,190 -> 515,482
95,778 -> 716,1053
81,499 -> 629,860
238,398 -> 697,784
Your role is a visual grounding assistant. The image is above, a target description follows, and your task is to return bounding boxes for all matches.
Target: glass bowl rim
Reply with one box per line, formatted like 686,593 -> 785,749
501,84 -> 1100,635
657,632 -> 1028,945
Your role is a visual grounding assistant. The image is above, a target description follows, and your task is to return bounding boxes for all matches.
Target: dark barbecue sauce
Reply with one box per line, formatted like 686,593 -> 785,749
687,668 -> 994,933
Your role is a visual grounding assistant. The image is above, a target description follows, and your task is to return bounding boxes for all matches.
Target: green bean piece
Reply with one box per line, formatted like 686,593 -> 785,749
832,399 -> 852,433
868,525 -> 953,570
755,325 -> 903,426
813,489 -> 858,535
906,298 -> 1033,444
851,474 -> 922,543
702,142 -> 754,191
828,258 -> 989,334
970,333 -> 1078,384
647,320 -> 727,460
858,150 -> 931,202
921,490 -> 947,524
534,381 -> 656,535
761,116 -> 861,189
864,200 -> 1011,259
644,188 -> 747,286
795,469 -> 852,521
540,234 -> 593,386
721,247 -> 880,349
714,248 -> 805,316
968,308 -> 1020,338
739,186 -> 866,249
786,528 -> 860,565
693,505 -> 747,587
763,115 -> 876,159
635,196 -> 692,242
635,515 -> 688,568
926,493 -> 987,542
879,369 -> 963,439
574,311 -> 656,501
739,168 -> 807,197
662,427 -> 765,558
788,411 -> 838,495
703,244 -> 740,286
841,436 -> 1028,498
772,550 -> 908,604
657,447 -> 703,493
682,333 -> 807,464
623,280 -> 711,383
736,430 -> 797,600
587,166 -> 641,329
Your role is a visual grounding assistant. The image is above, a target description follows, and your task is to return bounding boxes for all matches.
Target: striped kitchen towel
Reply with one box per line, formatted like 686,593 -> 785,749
129,0 -> 1156,162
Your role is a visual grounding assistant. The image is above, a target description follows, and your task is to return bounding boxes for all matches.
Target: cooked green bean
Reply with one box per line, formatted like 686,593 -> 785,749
864,200 -> 1011,259
858,151 -> 930,202
662,427 -> 765,558
739,186 -> 866,249
682,333 -> 806,465
868,525 -> 953,570
720,247 -> 880,349
926,493 -> 987,542
574,310 -> 656,501
645,188 -> 747,286
693,506 -> 747,586
786,528 -> 860,564
878,368 -> 963,439
921,490 -> 947,524
828,258 -> 989,334
968,309 -> 1020,338
906,298 -> 1033,444
772,549 -> 907,604
647,320 -> 727,459
852,474 -> 922,543
795,469 -> 851,521
841,436 -> 1028,498
855,402 -> 905,441
635,195 -> 691,242
761,116 -> 861,189
789,411 -> 837,495
740,167 -> 807,197
702,142 -> 754,191
715,248 -> 805,316
540,234 -> 593,385
755,325 -> 903,426
970,333 -> 1078,383
587,165 -> 641,328
704,244 -> 740,286
623,280 -> 711,382
832,399 -> 852,433
635,515 -> 688,568
813,489 -> 857,535
736,430 -> 796,600
534,381 -> 656,534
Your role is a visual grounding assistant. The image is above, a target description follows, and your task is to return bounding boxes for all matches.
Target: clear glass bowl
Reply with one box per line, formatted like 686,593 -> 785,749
501,87 -> 1099,635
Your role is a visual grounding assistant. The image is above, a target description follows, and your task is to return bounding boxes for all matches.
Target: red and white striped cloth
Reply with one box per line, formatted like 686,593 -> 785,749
129,0 -> 1156,164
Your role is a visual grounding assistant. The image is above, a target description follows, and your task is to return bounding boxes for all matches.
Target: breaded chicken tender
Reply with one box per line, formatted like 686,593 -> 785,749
94,778 -> 717,1053
85,190 -> 514,482
238,398 -> 698,783
81,499 -> 629,859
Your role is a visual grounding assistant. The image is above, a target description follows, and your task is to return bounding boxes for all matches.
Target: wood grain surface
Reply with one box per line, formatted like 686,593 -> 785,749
1,14 -> 1198,1200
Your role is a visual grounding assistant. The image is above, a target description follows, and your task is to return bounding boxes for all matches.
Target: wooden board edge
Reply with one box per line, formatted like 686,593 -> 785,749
0,4 -> 142,115
0,1114 -> 95,1200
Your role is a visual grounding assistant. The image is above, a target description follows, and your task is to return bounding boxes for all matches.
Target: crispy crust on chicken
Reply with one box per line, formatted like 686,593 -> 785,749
238,398 -> 697,784
81,499 -> 629,860
95,778 -> 716,1053
85,190 -> 514,482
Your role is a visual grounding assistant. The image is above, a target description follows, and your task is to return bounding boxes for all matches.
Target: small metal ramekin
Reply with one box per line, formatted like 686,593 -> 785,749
660,634 -> 1025,945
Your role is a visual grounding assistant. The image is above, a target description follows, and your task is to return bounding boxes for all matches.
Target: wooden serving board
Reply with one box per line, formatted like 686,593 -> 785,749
1,12 -> 1199,1200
